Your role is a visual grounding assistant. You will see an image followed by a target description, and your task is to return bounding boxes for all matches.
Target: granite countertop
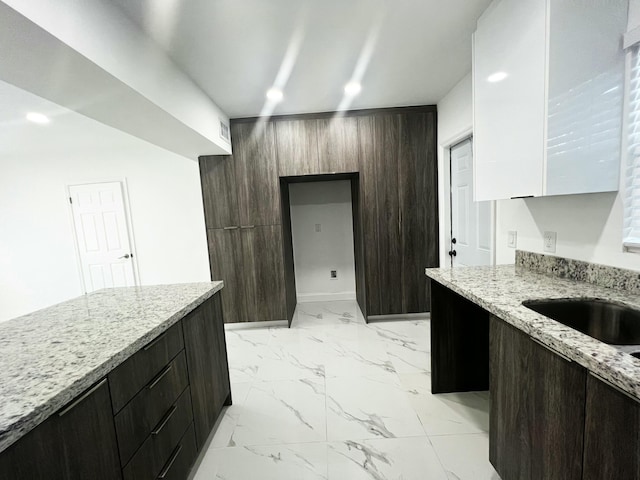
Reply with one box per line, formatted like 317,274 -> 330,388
0,281 -> 223,453
426,264 -> 640,401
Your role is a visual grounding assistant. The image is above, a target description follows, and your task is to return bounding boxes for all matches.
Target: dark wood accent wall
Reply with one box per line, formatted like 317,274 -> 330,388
200,106 -> 439,323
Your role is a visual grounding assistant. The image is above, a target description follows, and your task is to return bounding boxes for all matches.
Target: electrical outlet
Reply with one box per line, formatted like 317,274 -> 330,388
330,270 -> 337,280
543,231 -> 557,253
315,224 -> 321,233
507,231 -> 517,248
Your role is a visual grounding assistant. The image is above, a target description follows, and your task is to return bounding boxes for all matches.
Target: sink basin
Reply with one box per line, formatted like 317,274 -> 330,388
522,298 -> 640,345
632,352 -> 640,360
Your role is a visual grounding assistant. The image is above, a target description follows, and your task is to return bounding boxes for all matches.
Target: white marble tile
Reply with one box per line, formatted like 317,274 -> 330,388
193,443 -> 328,480
326,376 -> 424,441
225,332 -> 272,383
230,378 -> 327,446
400,373 -> 489,436
257,344 -> 326,381
327,437 -> 448,480
209,382 -> 252,449
430,433 -> 500,480
323,340 -> 399,385
370,321 -> 431,374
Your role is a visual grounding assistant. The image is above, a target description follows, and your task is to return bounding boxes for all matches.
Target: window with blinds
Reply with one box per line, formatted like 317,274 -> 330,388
624,45 -> 640,249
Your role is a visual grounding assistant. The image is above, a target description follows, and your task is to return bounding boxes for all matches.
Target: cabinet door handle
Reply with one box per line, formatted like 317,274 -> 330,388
240,225 -> 255,229
147,364 -> 172,390
157,443 -> 183,479
143,330 -> 168,351
58,379 -> 107,417
223,226 -> 239,230
589,372 -> 640,404
151,404 -> 177,435
531,337 -> 573,363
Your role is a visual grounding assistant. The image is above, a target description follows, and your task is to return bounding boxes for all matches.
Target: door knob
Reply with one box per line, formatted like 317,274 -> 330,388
448,250 -> 457,257
451,238 -> 457,244
118,253 -> 131,259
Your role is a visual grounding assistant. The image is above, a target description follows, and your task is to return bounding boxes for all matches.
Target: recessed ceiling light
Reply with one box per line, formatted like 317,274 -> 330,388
266,88 -> 283,102
344,82 -> 362,96
487,72 -> 508,83
26,112 -> 50,124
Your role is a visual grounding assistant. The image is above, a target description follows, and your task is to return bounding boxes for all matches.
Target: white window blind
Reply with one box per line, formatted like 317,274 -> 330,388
624,46 -> 640,248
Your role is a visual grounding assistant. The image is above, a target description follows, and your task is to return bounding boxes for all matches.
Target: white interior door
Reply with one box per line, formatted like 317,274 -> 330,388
69,181 -> 136,292
450,138 -> 492,267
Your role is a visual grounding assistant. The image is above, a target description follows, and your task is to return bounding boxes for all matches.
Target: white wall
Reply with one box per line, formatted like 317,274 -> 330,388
0,109 -> 210,322
289,181 -> 356,302
437,72 -> 473,267
436,67 -> 640,271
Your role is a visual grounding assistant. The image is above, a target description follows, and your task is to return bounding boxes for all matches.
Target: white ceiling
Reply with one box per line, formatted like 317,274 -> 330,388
109,0 -> 492,118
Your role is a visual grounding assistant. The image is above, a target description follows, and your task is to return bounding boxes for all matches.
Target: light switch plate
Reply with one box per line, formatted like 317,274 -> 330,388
543,231 -> 557,253
507,231 -> 517,248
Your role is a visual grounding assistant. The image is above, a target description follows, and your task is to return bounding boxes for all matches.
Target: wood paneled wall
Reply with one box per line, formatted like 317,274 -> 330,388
199,106 -> 439,323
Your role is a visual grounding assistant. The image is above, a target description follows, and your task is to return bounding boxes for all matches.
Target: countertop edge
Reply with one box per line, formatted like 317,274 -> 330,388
0,281 -> 223,454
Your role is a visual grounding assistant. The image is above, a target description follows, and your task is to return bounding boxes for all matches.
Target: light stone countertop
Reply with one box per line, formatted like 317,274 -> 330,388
426,265 -> 640,401
0,281 -> 223,453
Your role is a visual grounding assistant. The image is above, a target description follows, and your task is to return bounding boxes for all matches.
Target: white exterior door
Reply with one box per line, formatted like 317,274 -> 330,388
69,182 -> 136,292
450,139 -> 492,267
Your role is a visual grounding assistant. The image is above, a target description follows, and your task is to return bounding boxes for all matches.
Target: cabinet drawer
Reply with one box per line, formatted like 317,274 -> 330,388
115,351 -> 189,466
156,423 -> 198,480
122,387 -> 194,480
109,322 -> 185,413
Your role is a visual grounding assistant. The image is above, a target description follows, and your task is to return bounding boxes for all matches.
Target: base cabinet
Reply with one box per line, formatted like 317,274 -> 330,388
182,293 -> 231,448
583,373 -> 640,479
490,315 -> 586,480
0,380 -> 122,480
0,292 -> 231,480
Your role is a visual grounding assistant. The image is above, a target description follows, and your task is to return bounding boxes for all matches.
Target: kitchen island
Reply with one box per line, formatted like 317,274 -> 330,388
426,251 -> 640,480
0,282 -> 229,480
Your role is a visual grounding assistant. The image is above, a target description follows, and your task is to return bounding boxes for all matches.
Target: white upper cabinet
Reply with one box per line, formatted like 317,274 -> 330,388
473,0 -> 627,201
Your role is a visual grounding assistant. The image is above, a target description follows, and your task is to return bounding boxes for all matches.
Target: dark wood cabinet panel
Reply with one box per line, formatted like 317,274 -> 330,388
207,228 -> 247,324
317,116 -> 360,174
109,322 -> 184,413
583,373 -> 640,479
114,351 -> 189,466
429,280 -> 489,393
182,294 -> 231,449
199,155 -> 239,229
489,316 -> 586,480
233,122 -> 281,226
0,380 -> 122,480
374,114 -> 403,315
276,119 -> 320,176
399,112 -> 438,313
242,225 -> 287,322
357,116 -> 381,316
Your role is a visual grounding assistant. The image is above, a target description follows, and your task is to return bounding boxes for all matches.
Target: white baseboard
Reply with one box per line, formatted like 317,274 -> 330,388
224,320 -> 287,330
367,312 -> 430,322
297,292 -> 357,303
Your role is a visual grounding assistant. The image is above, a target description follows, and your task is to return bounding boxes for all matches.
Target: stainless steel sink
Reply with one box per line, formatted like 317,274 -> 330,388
522,298 -> 640,345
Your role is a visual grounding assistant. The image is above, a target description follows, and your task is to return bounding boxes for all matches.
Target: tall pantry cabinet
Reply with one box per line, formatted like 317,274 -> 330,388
199,107 -> 439,324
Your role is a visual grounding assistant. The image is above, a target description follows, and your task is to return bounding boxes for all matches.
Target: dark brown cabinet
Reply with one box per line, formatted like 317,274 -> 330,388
199,155 -> 239,229
182,293 -> 231,448
208,226 -> 286,323
232,122 -> 281,226
489,315 -> 586,480
583,373 -> 640,479
358,111 -> 438,316
276,119 -> 320,176
317,116 -> 359,174
0,380 -> 122,480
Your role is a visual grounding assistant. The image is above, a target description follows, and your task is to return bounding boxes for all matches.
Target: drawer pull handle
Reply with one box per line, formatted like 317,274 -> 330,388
157,443 -> 183,479
223,226 -> 239,230
147,364 -> 172,390
58,379 -> 107,417
240,225 -> 255,229
152,405 -> 177,435
143,331 -> 168,351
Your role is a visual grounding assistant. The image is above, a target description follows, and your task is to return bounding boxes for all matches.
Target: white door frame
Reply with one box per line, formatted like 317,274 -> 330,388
66,179 -> 140,293
440,129 -> 496,267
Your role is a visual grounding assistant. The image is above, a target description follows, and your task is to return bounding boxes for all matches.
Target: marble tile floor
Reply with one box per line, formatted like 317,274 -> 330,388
190,300 -> 500,480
